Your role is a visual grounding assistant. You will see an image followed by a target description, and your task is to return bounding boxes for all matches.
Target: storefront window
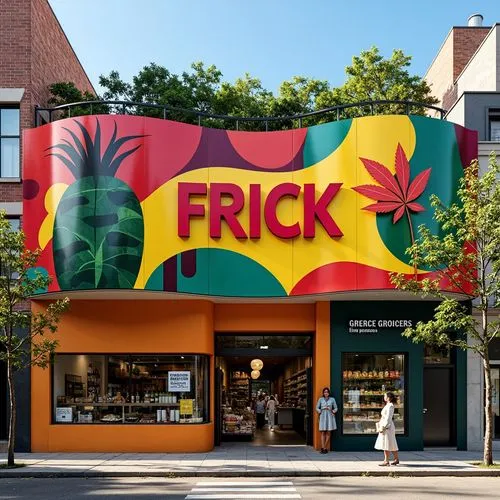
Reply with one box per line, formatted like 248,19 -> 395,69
53,354 -> 209,424
342,353 -> 406,435
424,344 -> 450,364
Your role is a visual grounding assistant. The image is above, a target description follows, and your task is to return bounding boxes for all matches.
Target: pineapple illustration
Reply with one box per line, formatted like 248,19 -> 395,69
48,119 -> 145,290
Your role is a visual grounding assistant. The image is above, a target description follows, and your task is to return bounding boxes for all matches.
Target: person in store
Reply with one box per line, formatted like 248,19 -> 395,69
266,395 -> 277,431
375,392 -> 400,466
316,387 -> 337,454
255,395 -> 266,429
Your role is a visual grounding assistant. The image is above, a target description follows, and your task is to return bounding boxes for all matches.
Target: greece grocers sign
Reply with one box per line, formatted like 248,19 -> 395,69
348,319 -> 413,334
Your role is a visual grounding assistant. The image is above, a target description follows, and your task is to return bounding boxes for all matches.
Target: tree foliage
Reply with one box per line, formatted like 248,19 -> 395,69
49,47 -> 438,129
0,212 -> 69,466
48,82 -> 108,118
391,155 -> 500,465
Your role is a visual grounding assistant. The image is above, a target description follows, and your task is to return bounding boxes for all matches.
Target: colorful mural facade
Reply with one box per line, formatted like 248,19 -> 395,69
22,114 -> 477,297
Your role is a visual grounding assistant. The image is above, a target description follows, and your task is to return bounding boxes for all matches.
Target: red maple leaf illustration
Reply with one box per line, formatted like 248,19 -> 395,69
353,143 -> 431,224
353,143 -> 432,273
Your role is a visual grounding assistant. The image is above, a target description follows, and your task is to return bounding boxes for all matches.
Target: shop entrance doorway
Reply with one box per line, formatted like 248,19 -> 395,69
215,335 -> 313,447
423,367 -> 455,446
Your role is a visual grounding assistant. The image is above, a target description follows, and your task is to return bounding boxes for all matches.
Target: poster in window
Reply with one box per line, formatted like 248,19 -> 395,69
168,371 -> 191,392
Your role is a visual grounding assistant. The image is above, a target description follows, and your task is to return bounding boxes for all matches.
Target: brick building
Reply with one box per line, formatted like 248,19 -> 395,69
425,13 -> 500,452
0,0 -> 93,450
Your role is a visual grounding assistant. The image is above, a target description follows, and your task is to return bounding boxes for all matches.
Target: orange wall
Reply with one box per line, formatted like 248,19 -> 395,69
214,303 -> 315,332
31,300 -> 329,452
31,300 -> 215,453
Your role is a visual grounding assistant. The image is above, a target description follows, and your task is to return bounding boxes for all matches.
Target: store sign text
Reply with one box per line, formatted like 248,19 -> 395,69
168,371 -> 191,392
348,319 -> 413,334
177,182 -> 343,239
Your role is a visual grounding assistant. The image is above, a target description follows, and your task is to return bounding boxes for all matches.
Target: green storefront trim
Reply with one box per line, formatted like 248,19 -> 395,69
330,301 -> 468,451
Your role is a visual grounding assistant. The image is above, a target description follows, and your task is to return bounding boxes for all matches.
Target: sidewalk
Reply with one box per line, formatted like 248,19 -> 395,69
0,445 -> 497,477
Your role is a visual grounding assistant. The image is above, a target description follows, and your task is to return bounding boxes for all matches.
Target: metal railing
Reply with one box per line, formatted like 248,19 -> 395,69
35,99 -> 446,130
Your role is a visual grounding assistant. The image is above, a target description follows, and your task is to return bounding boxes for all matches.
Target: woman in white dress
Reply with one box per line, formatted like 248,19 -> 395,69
375,392 -> 400,466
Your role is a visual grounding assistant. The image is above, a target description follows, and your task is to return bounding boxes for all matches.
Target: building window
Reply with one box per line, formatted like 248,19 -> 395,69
0,107 -> 20,178
53,354 -> 210,424
488,109 -> 500,142
7,217 -> 20,231
342,353 -> 406,435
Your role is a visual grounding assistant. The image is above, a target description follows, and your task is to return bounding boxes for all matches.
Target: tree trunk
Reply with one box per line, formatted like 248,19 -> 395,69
483,352 -> 494,466
6,355 -> 16,467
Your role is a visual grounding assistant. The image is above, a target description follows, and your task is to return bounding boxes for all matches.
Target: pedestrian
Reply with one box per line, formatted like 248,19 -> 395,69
255,395 -> 266,429
375,392 -> 400,466
266,395 -> 277,431
316,387 -> 337,453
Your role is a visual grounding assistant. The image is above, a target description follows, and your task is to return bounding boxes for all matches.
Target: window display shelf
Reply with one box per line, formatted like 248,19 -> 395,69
58,402 -> 181,407
342,353 -> 406,435
343,391 -> 404,396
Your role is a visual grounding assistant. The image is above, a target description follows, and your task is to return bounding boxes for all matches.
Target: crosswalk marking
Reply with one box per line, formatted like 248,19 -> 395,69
185,480 -> 301,499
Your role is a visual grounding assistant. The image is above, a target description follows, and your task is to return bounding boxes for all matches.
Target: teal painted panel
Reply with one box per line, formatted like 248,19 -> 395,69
144,263 -> 163,291
303,119 -> 353,168
177,249 -> 209,295
330,301 -> 443,451
376,116 -> 464,267
26,267 -> 49,294
177,248 -> 286,297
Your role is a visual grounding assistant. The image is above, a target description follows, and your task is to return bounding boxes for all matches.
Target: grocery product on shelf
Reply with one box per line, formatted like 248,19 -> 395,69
283,370 -> 307,407
343,362 -> 405,435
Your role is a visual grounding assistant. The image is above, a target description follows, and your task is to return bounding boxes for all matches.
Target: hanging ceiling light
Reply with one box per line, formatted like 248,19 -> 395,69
250,359 -> 264,371
251,370 -> 261,380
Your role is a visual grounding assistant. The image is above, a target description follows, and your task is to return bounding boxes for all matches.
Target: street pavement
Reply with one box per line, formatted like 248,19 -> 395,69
0,476 -> 499,499
0,445 -> 496,477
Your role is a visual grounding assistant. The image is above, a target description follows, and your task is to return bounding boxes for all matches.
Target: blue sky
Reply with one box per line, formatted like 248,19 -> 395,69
49,0 -> 498,95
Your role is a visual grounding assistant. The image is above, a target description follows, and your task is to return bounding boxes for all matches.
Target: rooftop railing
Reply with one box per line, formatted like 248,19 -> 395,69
35,99 -> 446,130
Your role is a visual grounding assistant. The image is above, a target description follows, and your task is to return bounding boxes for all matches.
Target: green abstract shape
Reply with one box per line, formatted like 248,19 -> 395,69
177,248 -> 286,297
26,267 -> 49,294
376,116 -> 464,267
145,264 -> 163,291
303,119 -> 352,168
53,176 -> 144,290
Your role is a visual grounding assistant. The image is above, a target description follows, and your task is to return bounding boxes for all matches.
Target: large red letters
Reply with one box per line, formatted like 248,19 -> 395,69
178,182 -> 342,239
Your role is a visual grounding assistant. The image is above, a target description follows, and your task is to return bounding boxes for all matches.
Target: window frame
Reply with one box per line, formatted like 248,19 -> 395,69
51,353 -> 211,425
487,108 -> 500,142
341,351 -> 408,437
0,105 -> 20,178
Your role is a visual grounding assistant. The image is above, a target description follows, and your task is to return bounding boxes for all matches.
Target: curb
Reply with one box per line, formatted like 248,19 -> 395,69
1,469 -> 499,478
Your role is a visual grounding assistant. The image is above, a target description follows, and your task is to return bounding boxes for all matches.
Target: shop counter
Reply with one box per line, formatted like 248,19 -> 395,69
277,407 -> 294,427
277,407 -> 307,436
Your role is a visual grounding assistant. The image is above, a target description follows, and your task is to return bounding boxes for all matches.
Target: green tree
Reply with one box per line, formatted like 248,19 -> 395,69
212,73 -> 273,130
316,47 -> 438,117
391,155 -> 500,466
47,82 -> 107,118
99,62 -> 222,123
269,76 -> 330,128
51,46 -> 439,127
0,212 -> 69,466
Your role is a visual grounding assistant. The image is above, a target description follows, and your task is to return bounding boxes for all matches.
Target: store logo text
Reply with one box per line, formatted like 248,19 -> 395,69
177,182 -> 343,239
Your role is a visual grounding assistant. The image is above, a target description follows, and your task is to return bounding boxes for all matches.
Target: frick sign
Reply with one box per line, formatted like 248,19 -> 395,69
177,182 -> 343,239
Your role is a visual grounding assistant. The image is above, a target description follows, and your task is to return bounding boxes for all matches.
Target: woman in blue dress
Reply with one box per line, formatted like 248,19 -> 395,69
316,387 -> 338,453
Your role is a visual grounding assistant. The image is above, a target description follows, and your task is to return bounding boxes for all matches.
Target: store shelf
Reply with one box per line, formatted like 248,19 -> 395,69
342,355 -> 406,436
58,402 -> 181,407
